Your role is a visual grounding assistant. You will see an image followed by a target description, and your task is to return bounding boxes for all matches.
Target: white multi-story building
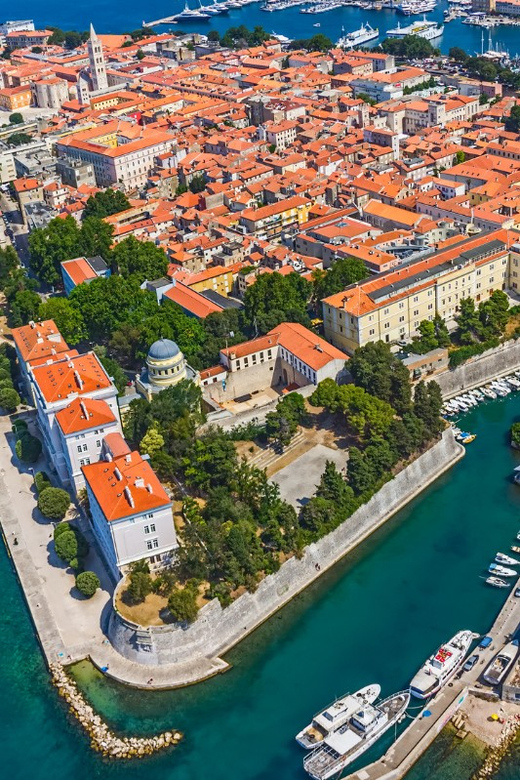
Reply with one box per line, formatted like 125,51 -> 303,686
55,396 -> 122,492
29,351 -> 119,484
82,435 -> 178,578
11,319 -> 70,399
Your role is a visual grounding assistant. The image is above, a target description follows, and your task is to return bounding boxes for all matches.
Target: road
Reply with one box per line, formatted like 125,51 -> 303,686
0,190 -> 30,266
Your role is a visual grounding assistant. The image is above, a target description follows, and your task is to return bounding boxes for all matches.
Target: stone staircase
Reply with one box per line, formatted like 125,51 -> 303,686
249,430 -> 306,472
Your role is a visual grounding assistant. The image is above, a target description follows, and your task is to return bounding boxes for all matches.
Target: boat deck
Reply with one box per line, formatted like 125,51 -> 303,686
342,575 -> 520,780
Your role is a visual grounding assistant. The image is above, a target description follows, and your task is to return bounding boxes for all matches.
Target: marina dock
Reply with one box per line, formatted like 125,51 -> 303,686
343,576 -> 520,780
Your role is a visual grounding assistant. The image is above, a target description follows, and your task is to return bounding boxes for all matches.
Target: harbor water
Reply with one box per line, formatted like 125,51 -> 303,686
14,0 -> 520,57
4,393 -> 520,779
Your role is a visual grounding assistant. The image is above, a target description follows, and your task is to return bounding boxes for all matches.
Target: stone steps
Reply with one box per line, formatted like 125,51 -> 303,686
250,431 -> 305,470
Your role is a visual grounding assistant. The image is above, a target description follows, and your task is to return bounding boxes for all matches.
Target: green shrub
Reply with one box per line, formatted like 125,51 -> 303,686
168,586 -> 199,623
15,432 -> 42,463
12,419 -> 28,434
75,571 -> 100,598
511,422 -> 520,449
54,522 -> 71,539
38,487 -> 70,520
448,338 -> 499,368
0,368 -> 12,382
0,387 -> 20,412
34,471 -> 51,493
54,530 -> 78,563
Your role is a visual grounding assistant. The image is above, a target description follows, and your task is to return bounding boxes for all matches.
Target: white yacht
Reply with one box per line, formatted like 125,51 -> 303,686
482,386 -> 497,399
483,640 -> 519,685
486,576 -> 510,588
303,690 -> 410,780
296,684 -> 381,749
337,23 -> 379,49
489,563 -> 517,578
174,3 -> 211,19
495,552 -> 520,566
409,630 -> 473,699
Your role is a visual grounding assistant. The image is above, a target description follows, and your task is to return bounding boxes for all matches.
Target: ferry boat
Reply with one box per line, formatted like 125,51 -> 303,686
295,684 -> 381,749
495,552 -> 520,566
386,19 -> 444,40
486,576 -> 510,588
489,563 -> 517,578
483,640 -> 519,685
337,22 -> 379,49
303,690 -> 410,780
409,630 -> 473,699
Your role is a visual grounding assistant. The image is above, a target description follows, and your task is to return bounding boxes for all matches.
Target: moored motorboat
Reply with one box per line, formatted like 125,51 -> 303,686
511,546 -> 520,554
483,640 -> 519,686
409,630 -> 473,699
295,684 -> 381,749
489,563 -> 517,578
482,386 -> 497,400
495,552 -> 520,566
303,690 -> 410,780
486,576 -> 510,588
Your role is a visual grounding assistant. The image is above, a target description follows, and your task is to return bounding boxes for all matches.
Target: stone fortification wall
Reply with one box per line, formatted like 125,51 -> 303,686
108,429 -> 463,672
430,340 -> 520,399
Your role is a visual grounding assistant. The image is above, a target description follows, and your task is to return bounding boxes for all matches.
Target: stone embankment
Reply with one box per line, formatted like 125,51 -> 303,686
471,711 -> 520,780
430,339 -> 520,399
49,663 -> 182,759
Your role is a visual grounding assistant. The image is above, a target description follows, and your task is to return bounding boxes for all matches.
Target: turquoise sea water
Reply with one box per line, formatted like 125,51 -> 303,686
4,393 -> 520,779
10,0 -> 520,57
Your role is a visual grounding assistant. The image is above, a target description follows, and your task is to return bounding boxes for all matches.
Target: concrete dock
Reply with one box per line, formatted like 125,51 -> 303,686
343,577 -> 520,780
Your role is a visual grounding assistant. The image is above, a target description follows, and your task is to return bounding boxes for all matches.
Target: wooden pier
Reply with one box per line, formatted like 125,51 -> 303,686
343,576 -> 520,780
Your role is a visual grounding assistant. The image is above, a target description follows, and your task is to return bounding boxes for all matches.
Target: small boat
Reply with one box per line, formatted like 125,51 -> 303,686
461,394 -> 477,406
313,22 -> 321,26
486,576 -> 510,588
489,563 -> 517,578
409,630 -> 473,699
295,684 -> 381,749
512,546 -> 520,554
482,386 -> 497,400
495,552 -> 520,566
483,640 -> 519,685
469,389 -> 484,401
456,431 -> 476,444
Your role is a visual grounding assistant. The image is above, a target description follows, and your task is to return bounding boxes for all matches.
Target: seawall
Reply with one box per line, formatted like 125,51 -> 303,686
108,429 -> 464,680
430,339 -> 520,399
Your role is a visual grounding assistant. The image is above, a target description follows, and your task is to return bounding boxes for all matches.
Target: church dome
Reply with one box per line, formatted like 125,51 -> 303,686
148,339 -> 180,361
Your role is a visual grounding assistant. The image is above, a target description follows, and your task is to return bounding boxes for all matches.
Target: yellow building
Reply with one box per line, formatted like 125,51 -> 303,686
323,231 -> 512,355
185,265 -> 234,297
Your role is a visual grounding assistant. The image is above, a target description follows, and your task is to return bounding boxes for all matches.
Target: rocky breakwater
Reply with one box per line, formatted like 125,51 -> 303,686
471,710 -> 520,780
49,663 -> 183,758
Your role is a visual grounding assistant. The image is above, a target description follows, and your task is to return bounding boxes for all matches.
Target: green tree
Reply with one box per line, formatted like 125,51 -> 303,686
38,487 -> 70,520
289,34 -> 332,52
54,530 -> 78,563
479,289 -> 509,338
34,470 -> 52,493
77,216 -> 114,260
111,236 -> 168,282
346,447 -> 375,496
189,174 -> 206,193
7,133 -> 31,146
38,297 -> 86,344
168,586 -> 199,623
413,381 -> 443,438
0,245 -> 19,287
9,112 -> 23,124
126,569 -> 152,603
83,189 -> 130,219
123,397 -> 152,445
456,297 -> 481,344
75,571 -> 100,597
455,150 -> 466,165
10,289 -> 41,325
28,215 -> 81,286
244,271 -> 311,334
15,432 -> 42,462
312,256 -> 368,301
140,423 -> 165,458
0,386 -> 20,412
505,104 -> 520,133
348,341 -> 411,415
449,46 -> 468,63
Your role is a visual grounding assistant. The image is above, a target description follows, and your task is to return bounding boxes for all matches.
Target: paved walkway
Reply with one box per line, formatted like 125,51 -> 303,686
0,414 -> 229,688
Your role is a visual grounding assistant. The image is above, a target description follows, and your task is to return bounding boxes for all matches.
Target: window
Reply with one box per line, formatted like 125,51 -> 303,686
428,303 -> 433,310
369,328 -> 375,336
96,440 -> 101,448
413,295 -> 419,303
77,445 -> 82,453
153,538 -> 159,549
83,443 -> 88,452
399,302 -> 404,309
384,322 -> 390,329
413,309 -> 419,316
146,539 -> 153,551
399,315 -> 405,323
144,526 -> 149,535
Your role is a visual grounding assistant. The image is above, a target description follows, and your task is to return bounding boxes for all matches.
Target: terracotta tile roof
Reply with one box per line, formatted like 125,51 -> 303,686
273,322 -> 346,370
103,432 -> 131,458
55,397 -> 116,435
164,283 -> 223,318
61,257 -> 97,286
82,451 -> 171,522
32,352 -> 112,404
12,320 -> 69,364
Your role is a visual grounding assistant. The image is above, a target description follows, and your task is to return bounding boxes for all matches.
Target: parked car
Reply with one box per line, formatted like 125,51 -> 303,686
514,587 -> 520,598
463,654 -> 479,672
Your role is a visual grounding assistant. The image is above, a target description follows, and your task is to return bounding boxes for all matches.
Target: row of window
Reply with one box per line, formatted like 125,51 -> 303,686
77,441 -> 101,453
146,538 -> 159,551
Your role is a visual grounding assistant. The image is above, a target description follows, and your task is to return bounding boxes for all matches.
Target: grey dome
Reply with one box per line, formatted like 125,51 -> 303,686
148,338 -> 180,361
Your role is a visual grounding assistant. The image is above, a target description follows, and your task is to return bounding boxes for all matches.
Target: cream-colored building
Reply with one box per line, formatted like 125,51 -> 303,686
323,231 -> 513,355
136,338 -> 189,400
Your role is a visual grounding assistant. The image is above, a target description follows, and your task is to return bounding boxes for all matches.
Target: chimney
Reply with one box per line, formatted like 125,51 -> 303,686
74,371 -> 84,390
114,467 -> 122,481
80,400 -> 88,419
135,477 -> 145,488
124,486 -> 135,508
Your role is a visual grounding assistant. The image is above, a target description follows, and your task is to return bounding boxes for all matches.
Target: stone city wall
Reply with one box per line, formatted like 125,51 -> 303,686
108,429 -> 463,675
429,339 -> 520,399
